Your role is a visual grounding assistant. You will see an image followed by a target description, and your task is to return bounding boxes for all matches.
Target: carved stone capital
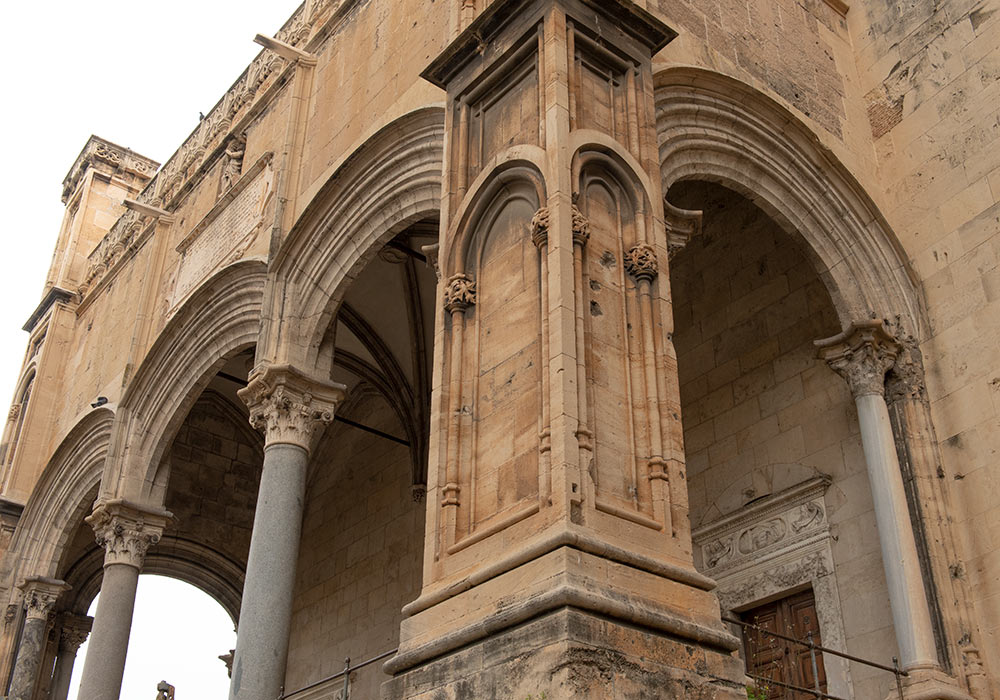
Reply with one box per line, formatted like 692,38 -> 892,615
530,207 -> 550,249
816,320 -> 899,398
571,205 -> 590,246
624,243 -> 659,282
443,273 -> 477,314
57,613 -> 93,654
86,500 -> 173,569
19,577 -> 70,621
886,336 -> 927,404
238,364 -> 347,452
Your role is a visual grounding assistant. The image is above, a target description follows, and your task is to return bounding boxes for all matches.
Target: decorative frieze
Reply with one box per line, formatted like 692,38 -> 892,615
693,476 -> 831,576
61,136 -> 160,204
443,273 -> 477,313
238,364 -> 347,452
85,501 -> 173,569
816,320 -> 899,398
624,243 -> 659,282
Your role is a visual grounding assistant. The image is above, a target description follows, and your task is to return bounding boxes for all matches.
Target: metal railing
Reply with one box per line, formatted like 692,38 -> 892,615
723,615 -> 907,700
279,649 -> 398,700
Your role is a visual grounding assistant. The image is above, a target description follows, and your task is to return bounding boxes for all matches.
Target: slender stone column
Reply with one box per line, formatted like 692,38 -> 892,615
818,322 -> 974,700
49,614 -> 92,700
229,364 -> 345,700
77,500 -> 171,700
8,577 -> 69,700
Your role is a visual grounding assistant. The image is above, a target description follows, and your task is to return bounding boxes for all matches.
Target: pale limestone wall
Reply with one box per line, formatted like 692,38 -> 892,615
670,181 -> 899,698
849,0 -> 1000,679
285,394 -> 424,698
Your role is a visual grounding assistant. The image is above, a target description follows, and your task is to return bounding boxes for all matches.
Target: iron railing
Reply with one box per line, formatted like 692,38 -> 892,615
279,648 -> 398,700
723,615 -> 907,700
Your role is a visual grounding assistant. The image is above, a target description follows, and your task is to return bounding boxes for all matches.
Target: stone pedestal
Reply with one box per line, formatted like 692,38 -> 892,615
385,2 -> 744,697
228,364 -> 346,700
8,576 -> 69,700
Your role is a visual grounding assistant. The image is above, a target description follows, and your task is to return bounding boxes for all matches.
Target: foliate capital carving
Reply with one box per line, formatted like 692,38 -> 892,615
58,613 -> 93,653
19,577 -> 70,621
571,206 -> 590,246
887,336 -> 927,404
530,207 -> 550,249
624,243 -> 659,282
816,321 -> 899,398
238,364 -> 346,452
86,501 -> 173,569
443,273 -> 477,313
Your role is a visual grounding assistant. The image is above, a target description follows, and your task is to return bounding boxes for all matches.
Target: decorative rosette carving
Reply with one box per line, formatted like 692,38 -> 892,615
19,578 -> 70,621
624,243 -> 659,282
816,321 -> 899,398
571,205 -> 590,246
86,501 -> 173,569
238,364 -> 346,452
530,207 -> 550,249
443,273 -> 477,313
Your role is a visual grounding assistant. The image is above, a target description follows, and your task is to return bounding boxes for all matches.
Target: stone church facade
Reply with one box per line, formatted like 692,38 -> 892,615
0,0 -> 997,698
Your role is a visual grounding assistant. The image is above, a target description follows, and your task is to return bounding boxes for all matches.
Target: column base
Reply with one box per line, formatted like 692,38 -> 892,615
889,667 -> 975,700
382,606 -> 746,699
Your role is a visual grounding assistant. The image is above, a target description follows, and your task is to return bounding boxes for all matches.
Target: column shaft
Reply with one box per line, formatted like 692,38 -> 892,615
8,615 -> 48,700
856,393 -> 939,670
49,648 -> 79,700
228,442 -> 309,700
76,563 -> 140,700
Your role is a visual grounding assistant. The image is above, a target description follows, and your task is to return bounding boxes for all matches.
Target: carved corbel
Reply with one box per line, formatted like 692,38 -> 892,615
663,200 -> 702,261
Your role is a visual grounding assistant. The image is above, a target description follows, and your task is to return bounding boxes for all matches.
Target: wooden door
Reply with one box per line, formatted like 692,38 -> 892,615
740,589 -> 828,699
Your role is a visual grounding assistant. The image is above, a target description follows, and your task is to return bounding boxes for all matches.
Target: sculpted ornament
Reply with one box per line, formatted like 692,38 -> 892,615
86,501 -> 173,569
530,207 -> 550,249
816,320 -> 899,398
624,243 -> 659,282
443,273 -> 477,313
571,205 -> 590,246
58,614 -> 92,653
238,364 -> 346,452
20,578 -> 70,621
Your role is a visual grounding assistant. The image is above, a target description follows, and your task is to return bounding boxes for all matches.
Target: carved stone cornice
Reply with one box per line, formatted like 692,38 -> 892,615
624,243 -> 659,282
85,500 -> 173,569
18,577 -> 70,621
57,613 -> 93,654
530,207 -> 550,249
571,205 -> 590,247
816,320 -> 900,398
443,273 -> 477,313
238,364 -> 347,452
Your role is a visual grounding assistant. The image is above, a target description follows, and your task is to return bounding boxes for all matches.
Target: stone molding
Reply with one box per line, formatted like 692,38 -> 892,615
816,320 -> 900,398
18,577 -> 70,621
85,500 -> 173,569
238,364 -> 347,452
57,613 -> 93,654
443,273 -> 477,313
624,243 -> 659,282
664,200 -> 702,260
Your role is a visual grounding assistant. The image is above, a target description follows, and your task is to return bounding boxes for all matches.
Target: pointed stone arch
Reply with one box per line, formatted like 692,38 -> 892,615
103,260 -> 267,504
654,67 -> 925,337
269,106 -> 446,372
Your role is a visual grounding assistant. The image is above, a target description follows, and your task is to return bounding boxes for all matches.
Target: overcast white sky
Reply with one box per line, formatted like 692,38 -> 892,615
2,1 -> 301,698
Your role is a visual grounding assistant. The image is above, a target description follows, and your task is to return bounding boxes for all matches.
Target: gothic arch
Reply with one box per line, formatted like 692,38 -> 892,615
270,106 -> 446,371
3,408 -> 113,586
102,260 -> 267,504
654,67 -> 925,337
